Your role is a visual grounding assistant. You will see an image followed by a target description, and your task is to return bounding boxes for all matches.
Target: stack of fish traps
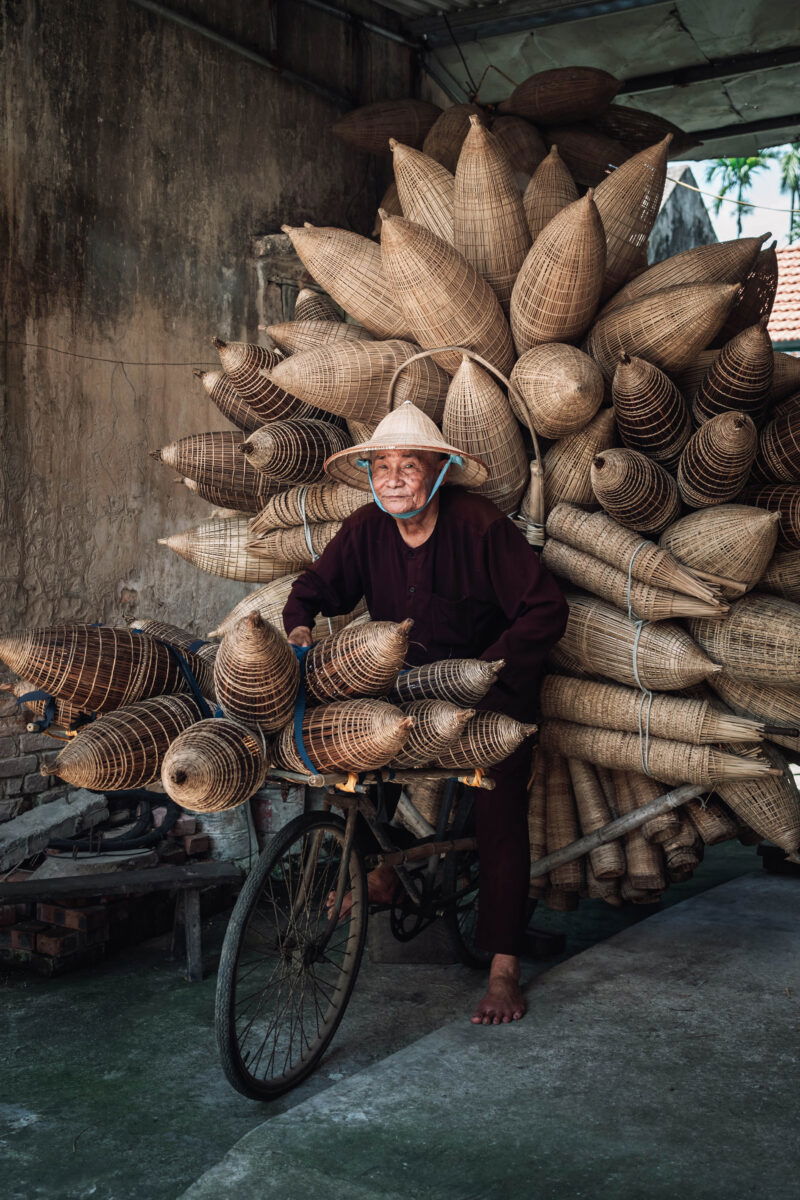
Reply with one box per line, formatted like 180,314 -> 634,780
4,68 -> 799,894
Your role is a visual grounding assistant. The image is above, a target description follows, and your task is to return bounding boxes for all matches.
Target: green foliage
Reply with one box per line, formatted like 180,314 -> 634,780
775,144 -> 800,243
704,154 -> 775,237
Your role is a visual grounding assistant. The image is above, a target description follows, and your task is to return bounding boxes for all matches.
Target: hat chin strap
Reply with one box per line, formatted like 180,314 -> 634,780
356,454 -> 463,520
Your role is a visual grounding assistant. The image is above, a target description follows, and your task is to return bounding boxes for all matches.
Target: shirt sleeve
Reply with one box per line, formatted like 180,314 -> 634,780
282,522 -> 366,635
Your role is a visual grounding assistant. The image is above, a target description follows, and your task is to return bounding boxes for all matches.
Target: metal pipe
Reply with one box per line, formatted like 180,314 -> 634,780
296,0 -> 423,50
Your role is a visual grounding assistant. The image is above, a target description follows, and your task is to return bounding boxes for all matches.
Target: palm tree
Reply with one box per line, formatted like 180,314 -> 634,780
705,155 -> 774,237
776,143 -> 800,243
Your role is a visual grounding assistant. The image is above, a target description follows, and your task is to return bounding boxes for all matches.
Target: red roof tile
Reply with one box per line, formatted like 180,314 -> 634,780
769,246 -> 800,344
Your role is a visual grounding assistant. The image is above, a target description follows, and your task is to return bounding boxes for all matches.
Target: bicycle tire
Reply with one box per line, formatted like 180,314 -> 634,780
442,805 -> 493,970
215,810 -> 367,1100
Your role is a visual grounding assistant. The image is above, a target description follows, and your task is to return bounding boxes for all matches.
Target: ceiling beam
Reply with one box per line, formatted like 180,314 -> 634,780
621,45 -> 800,94
689,112 -> 800,143
412,0 -> 670,47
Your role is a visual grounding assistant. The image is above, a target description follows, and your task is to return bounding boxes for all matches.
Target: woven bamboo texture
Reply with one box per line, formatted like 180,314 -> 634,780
161,718 -> 268,812
214,613 -> 299,733
543,125 -> 631,188
692,323 -> 774,426
251,482 -> 367,535
379,213 -> 515,376
49,695 -> 203,791
770,351 -> 800,402
443,357 -> 529,514
540,719 -> 774,787
567,757 -> 625,879
294,288 -> 339,322
434,711 -> 536,769
684,796 -> 739,846
612,355 -> 691,469
591,448 -> 681,535
499,67 -> 620,126
268,339 -> 449,425
510,344 -> 604,439
712,242 -> 779,346
621,771 -> 683,844
208,575 -> 366,641
584,283 -> 739,381
282,224 -> 408,340
542,408 -> 616,511
0,625 -> 214,712
273,699 -> 413,773
622,827 -> 666,891
490,115 -> 546,186
453,116 -> 531,313
510,191 -> 606,354
540,675 -> 764,745
422,103 -> 485,174
522,145 -> 579,241
752,405 -> 800,484
545,503 -> 718,602
402,777 -> 447,832
265,320 -> 373,355
159,518 -> 305,583
545,642 -> 594,679
390,139 -> 454,244
738,485 -> 800,549
659,504 -> 780,590
760,547 -> 800,603
590,103 -> 698,155
389,658 -> 504,706
673,350 -> 719,400
715,741 -> 800,856
305,619 -> 413,703
194,369 -> 261,435
7,680 -> 87,732
392,700 -> 475,767
688,592 -> 800,685
248,520 -> 342,565
129,620 -> 217,665
709,673 -> 800,756
332,99 -> 441,154
528,753 -> 548,895
677,412 -> 757,508
541,540 -> 726,620
593,136 -> 671,299
545,752 -> 583,891
559,593 -> 721,691
585,864 -> 622,906
241,419 -> 351,484
152,432 -> 277,501
213,338 -> 328,423
179,476 -> 276,515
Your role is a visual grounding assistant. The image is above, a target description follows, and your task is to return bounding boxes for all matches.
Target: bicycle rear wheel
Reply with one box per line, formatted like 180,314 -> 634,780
442,837 -> 493,970
215,810 -> 367,1100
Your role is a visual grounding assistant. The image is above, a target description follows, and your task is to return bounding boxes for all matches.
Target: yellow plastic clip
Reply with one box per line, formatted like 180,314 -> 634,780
336,772 -> 360,794
458,768 -> 485,789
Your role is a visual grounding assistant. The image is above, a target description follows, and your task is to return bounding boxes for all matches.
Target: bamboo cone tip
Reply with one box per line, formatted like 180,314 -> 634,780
468,113 -> 483,129
388,137 -> 399,151
548,144 -> 561,160
490,659 -> 506,672
758,232 -> 771,243
303,221 -> 314,229
399,618 -> 414,634
584,187 -> 595,203
399,717 -> 415,732
149,449 -> 163,460
377,207 -> 389,221
281,224 -> 297,236
211,337 -> 226,350
192,368 -> 205,379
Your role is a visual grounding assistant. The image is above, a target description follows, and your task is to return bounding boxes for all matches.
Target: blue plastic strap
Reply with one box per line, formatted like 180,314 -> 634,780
356,454 -> 462,520
291,645 -> 319,774
17,689 -> 57,733
187,639 -> 210,653
131,629 -> 213,719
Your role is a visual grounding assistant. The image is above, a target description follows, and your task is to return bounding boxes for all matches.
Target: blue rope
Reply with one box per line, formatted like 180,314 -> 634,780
356,454 -> 462,519
291,645 -> 319,774
131,629 -> 213,719
16,689 -> 57,733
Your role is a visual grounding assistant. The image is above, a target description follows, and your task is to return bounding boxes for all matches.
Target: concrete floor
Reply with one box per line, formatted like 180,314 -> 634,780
1,842 -> 791,1200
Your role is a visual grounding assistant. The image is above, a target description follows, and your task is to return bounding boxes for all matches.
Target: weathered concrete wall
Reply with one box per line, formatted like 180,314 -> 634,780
648,165 -> 718,264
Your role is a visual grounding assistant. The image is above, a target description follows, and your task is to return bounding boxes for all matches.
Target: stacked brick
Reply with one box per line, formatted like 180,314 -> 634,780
0,701 -> 67,825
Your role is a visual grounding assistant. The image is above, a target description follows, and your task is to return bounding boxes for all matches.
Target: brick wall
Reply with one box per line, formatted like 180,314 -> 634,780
0,705 -> 68,824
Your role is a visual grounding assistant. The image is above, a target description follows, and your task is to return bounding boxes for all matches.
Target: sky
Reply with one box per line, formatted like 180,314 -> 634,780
679,144 -> 798,247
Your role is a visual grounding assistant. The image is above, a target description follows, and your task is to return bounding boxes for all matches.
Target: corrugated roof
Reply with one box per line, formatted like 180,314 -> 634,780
769,246 -> 800,345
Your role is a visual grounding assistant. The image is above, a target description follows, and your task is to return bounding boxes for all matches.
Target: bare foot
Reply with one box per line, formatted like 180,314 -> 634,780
471,954 -> 526,1025
327,863 -> 397,922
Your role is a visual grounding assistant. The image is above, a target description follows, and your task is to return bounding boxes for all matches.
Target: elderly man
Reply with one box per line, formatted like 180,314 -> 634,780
283,401 -> 567,1025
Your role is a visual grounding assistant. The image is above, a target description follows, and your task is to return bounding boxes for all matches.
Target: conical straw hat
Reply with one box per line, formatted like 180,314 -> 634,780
324,400 -> 488,492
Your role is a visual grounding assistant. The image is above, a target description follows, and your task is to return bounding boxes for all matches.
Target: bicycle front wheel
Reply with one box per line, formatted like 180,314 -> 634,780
215,810 -> 367,1100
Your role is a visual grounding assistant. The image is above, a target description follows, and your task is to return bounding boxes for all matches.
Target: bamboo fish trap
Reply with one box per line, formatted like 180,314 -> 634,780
390,139 -> 454,244
250,481 -> 367,535
214,613 -> 299,733
265,320 -> 373,355
592,136 -> 671,299
759,547 -> 800,603
659,505 -> 780,592
540,675 -> 765,745
331,98 -> 441,154
5,679 -> 87,732
510,344 -> 604,439
500,66 -> 620,125
713,241 -> 778,346
591,104 -> 697,155
715,742 -> 800,859
434,712 -> 537,769
161,718 -> 268,812
304,619 -> 413,704
620,771 -> 683,845
248,520 -> 342,565
688,592 -> 800,685
738,485 -> 800,550
273,699 -> 413,773
692,323 -> 774,426
684,795 -> 740,846
422,103 -> 485,174
542,408 -> 616,511
208,575 -> 367,642
392,701 -> 475,768
389,658 -> 504,706
194,369 -> 261,435
129,620 -> 217,664
293,288 -> 339,323
558,594 -> 722,691
159,518 -> 305,583
528,754 -> 548,896
522,145 -> 579,241
752,405 -> 800,485
152,431 -> 278,501
677,412 -> 757,509
709,673 -> 800,755
179,476 -> 276,516
240,420 -> 351,484
770,350 -> 800,401
490,116 -> 546,188
543,125 -> 630,189
567,757 -> 626,880
590,448 -> 681,535
544,753 -> 583,892
46,695 -> 203,791
612,355 -> 692,470
213,339 -> 329,423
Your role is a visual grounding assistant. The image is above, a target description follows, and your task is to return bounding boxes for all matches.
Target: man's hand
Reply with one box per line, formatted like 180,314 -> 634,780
287,625 -> 313,647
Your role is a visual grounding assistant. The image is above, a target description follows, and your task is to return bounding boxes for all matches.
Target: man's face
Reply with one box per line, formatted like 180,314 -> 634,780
370,449 -> 445,516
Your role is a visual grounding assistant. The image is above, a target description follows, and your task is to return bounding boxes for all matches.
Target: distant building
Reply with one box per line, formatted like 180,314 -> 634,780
768,246 -> 800,352
648,165 -> 717,265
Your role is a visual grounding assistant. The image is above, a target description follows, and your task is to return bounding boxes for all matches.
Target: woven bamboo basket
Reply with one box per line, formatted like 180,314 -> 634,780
709,673 -> 800,756
545,503 -> 719,603
213,612 -> 298,733
129,620 -> 217,665
659,504 -> 780,592
585,864 -> 622,906
712,241 -> 778,347
443,356 -> 529,514
47,695 -> 203,791
672,350 -> 720,400
293,288 -> 339,322
760,547 -> 800,603
612,355 -> 691,470
677,412 -> 757,509
499,67 -> 620,126
684,796 -> 740,846
213,338 -> 329,423
510,191 -> 606,354
159,518 -> 305,583
0,625 -> 214,712
621,771 -> 683,844
542,408 -> 616,511
390,139 -> 454,244
422,103 -> 485,174
715,741 -> 800,859
251,482 -> 367,535
544,752 -> 583,891
208,575 -> 367,642
522,145 -> 579,241
510,344 -> 604,439
611,771 -> 667,890
389,658 -> 504,706
591,448 -> 681,535
688,592 -> 800,686
248,520 -> 342,565
692,323 -> 774,426
559,594 -> 721,691
738,485 -> 800,550
541,540 -> 726,620
240,419 -> 351,484
391,700 -> 475,768
490,115 -> 546,188
453,116 -> 531,313
331,98 -> 441,154
584,283 -> 739,381
752,405 -> 800,484
593,136 -> 671,299
528,752 -> 548,895
599,235 -> 765,318
545,887 -> 581,911
540,719 -> 775,787
305,619 -> 413,704
193,369 -> 261,435
590,103 -> 698,155
179,476 -> 273,516
770,351 -> 800,402
567,757 -> 625,879
265,320 -> 373,356
434,711 -> 537,769
545,642 -> 594,679
5,679 -> 87,732
282,224 -> 408,340
268,339 -> 449,426
379,213 -> 515,376
152,431 -> 278,501
161,718 -> 268,813
274,698 -> 413,773
540,675 -> 764,745
543,125 -> 631,188
771,393 -> 800,423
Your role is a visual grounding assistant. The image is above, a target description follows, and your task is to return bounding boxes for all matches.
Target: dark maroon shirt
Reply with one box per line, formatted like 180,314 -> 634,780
282,487 -> 568,721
